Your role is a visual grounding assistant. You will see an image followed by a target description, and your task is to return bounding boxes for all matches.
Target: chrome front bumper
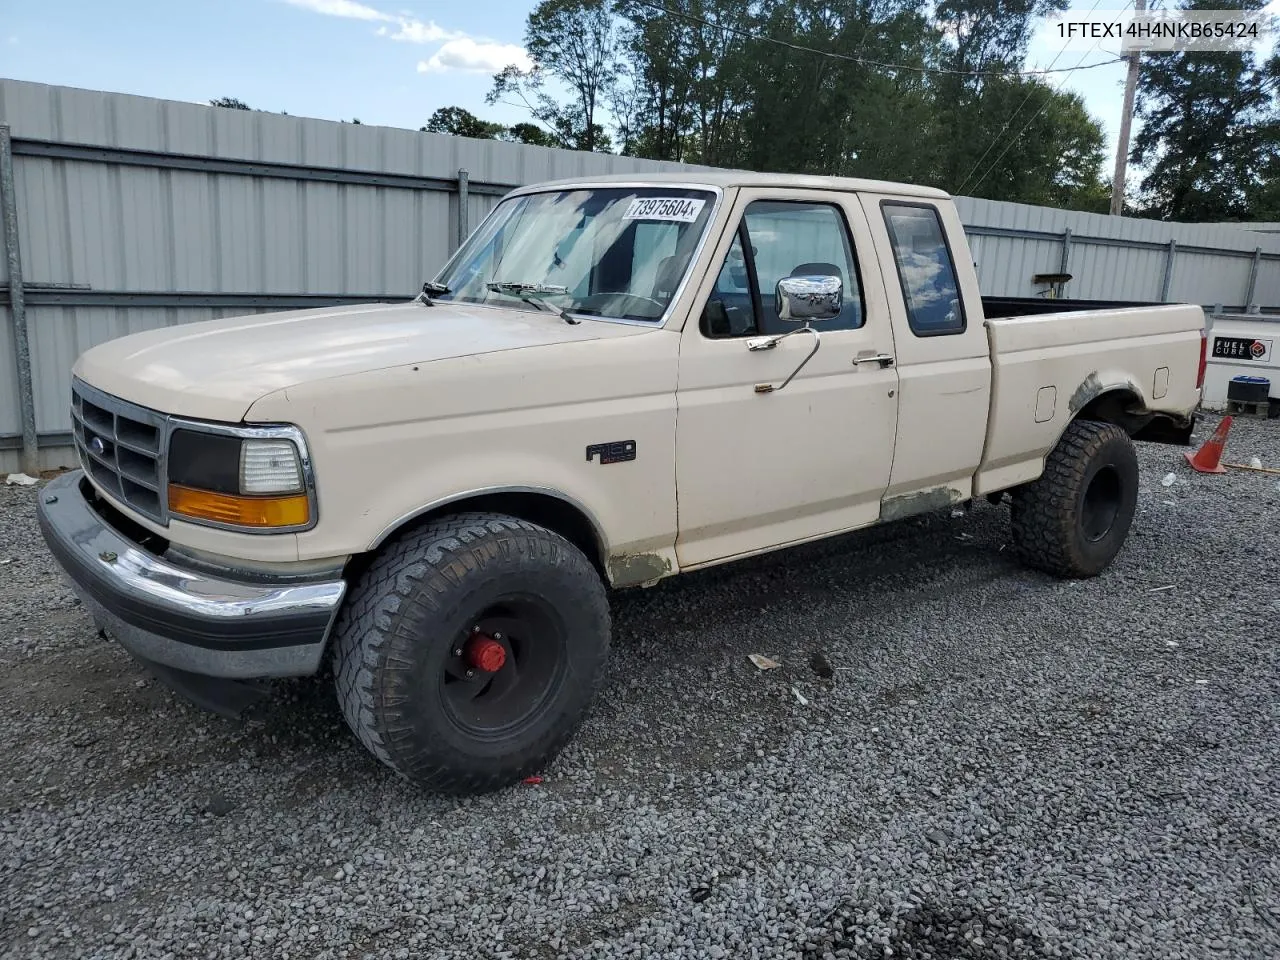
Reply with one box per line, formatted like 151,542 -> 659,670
36,471 -> 346,682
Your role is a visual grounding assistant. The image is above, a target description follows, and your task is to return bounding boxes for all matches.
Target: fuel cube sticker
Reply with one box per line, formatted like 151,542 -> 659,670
622,197 -> 706,222
1212,336 -> 1273,362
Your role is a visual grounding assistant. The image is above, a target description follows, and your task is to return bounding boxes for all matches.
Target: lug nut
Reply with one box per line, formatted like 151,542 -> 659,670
464,669 -> 475,679
453,647 -> 464,657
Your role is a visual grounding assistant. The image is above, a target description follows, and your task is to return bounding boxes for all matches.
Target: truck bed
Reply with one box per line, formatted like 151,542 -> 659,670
974,303 -> 1204,495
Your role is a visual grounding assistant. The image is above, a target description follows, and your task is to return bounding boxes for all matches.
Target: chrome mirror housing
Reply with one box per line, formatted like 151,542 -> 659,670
775,275 -> 842,323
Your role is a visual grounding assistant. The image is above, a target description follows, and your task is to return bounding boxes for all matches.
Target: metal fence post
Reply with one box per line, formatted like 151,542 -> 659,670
1160,239 -> 1178,302
0,123 -> 38,476
1245,246 -> 1261,309
456,169 -> 469,250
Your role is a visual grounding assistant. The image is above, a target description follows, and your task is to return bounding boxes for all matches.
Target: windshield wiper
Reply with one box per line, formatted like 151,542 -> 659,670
486,281 -> 581,325
414,280 -> 450,307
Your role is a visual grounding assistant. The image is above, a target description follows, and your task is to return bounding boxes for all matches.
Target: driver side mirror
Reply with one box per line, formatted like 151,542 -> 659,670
775,275 -> 842,323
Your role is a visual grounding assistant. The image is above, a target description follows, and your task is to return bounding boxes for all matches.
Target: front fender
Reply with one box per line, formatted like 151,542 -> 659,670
244,335 -> 682,571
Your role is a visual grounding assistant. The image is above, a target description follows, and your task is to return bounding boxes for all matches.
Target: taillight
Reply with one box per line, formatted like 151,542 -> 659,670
1197,329 -> 1208,388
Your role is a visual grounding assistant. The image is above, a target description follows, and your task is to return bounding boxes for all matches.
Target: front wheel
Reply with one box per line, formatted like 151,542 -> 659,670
332,513 -> 610,793
1010,420 -> 1140,578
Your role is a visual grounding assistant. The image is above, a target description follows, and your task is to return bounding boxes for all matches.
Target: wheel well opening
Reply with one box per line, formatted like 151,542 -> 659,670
1075,388 -> 1147,435
360,493 -> 607,578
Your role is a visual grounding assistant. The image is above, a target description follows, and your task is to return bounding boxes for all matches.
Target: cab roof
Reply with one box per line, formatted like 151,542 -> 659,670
507,170 -> 951,201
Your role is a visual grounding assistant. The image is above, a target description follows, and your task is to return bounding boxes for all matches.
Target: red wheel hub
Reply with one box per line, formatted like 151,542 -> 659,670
466,634 -> 507,673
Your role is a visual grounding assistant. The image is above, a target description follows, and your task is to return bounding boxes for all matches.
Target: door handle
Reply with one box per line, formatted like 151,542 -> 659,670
853,353 -> 895,368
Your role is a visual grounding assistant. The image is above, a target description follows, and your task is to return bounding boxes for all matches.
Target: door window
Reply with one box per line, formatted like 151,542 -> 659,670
701,200 -> 864,338
701,230 -> 757,337
881,203 -> 966,336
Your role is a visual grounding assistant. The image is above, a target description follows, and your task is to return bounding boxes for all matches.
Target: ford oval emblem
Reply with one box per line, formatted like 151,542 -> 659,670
88,437 -> 107,456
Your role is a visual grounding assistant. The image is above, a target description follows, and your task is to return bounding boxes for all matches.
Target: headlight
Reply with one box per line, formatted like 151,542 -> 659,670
167,428 -> 312,530
241,440 -> 304,494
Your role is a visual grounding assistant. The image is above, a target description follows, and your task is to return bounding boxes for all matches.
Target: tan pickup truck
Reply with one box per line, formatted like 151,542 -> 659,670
38,172 -> 1206,792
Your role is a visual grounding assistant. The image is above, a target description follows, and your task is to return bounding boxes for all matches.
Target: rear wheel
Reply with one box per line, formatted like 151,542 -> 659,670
1010,420 -> 1139,578
332,513 -> 610,793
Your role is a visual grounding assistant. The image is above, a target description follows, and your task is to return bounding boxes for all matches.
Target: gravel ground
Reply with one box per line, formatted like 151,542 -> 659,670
2,414 -> 1278,960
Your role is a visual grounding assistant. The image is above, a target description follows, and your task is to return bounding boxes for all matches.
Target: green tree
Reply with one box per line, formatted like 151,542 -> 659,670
1131,1 -> 1279,221
955,80 -> 1107,208
613,1 -> 698,161
500,122 -> 558,146
505,0 -> 1115,212
209,97 -> 252,110
934,0 -> 1066,74
1246,50 -> 1280,218
488,0 -> 619,151
734,0 -> 940,180
929,0 -> 1071,194
422,106 -> 506,139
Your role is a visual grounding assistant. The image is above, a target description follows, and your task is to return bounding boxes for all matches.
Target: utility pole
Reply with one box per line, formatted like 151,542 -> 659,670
1109,0 -> 1146,216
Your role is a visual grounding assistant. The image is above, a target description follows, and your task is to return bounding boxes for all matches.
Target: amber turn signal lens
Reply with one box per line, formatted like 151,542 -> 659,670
168,484 -> 310,528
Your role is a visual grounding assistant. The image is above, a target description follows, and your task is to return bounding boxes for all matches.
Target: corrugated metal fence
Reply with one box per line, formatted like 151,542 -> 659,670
955,196 -> 1280,309
4,78 -> 1280,471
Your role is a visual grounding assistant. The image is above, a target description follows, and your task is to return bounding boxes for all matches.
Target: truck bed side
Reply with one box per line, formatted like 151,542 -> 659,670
975,305 -> 1204,495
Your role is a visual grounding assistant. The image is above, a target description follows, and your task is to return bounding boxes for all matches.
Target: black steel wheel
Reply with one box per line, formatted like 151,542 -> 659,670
332,513 -> 610,793
438,600 -> 567,740
1080,464 -> 1123,543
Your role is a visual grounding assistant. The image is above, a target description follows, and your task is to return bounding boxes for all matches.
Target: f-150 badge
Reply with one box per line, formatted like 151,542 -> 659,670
586,441 -> 637,465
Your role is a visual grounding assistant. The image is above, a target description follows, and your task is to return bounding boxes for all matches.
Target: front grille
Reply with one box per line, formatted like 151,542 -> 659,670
71,379 -> 169,524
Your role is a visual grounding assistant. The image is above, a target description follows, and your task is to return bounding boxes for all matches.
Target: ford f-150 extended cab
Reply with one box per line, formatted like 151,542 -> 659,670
37,172 -> 1205,792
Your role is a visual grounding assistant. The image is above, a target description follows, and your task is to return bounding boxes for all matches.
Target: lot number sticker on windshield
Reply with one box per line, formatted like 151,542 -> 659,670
622,197 -> 705,222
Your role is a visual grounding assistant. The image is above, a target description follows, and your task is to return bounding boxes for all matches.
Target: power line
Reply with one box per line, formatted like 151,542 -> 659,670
630,0 -> 1125,79
956,0 -> 1126,195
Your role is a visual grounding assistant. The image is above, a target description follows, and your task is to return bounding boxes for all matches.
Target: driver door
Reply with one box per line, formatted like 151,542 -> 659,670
673,189 -> 900,568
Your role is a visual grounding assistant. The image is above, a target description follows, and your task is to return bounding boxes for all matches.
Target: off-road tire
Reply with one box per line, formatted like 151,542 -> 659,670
332,512 -> 610,793
1010,420 -> 1139,579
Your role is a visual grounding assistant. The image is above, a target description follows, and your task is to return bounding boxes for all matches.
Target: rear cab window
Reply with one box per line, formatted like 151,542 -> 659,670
881,203 -> 966,337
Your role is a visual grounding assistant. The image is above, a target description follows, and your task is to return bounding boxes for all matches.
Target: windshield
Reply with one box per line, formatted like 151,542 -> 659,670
433,187 -> 717,322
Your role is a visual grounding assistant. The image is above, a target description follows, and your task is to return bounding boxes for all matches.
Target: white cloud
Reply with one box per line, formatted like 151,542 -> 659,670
383,19 -> 460,43
418,38 -> 533,74
284,0 -> 458,43
284,0 -> 525,75
281,0 -> 391,21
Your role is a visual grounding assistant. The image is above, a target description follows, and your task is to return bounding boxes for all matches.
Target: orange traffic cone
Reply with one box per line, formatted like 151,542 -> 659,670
1183,416 -> 1233,474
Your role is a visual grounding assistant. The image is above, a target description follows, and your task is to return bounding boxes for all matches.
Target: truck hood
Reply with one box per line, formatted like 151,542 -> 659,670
73,300 -> 651,422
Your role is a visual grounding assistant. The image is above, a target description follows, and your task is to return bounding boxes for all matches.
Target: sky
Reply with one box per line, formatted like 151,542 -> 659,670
0,0 -> 1273,173
0,0 -> 542,130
